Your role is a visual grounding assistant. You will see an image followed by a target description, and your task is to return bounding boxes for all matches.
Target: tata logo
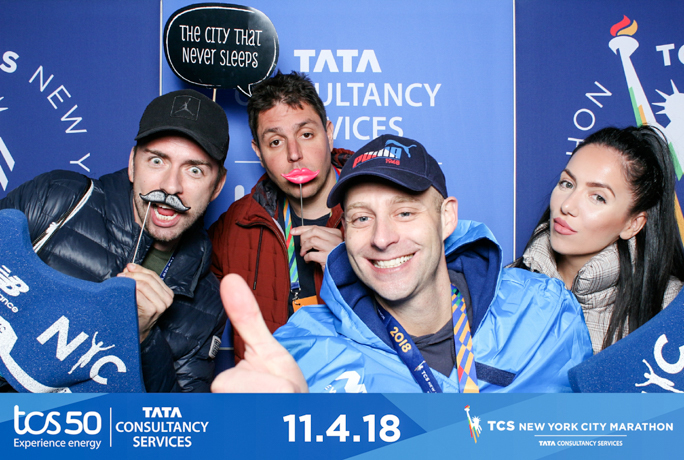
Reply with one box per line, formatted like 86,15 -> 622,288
294,49 -> 381,73
142,407 -> 183,418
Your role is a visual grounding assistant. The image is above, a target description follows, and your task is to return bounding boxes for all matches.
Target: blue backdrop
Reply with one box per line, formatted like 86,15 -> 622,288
0,0 -> 159,188
161,0 -> 516,258
1,0 -> 516,259
516,0 -> 684,254
8,1 -> 684,260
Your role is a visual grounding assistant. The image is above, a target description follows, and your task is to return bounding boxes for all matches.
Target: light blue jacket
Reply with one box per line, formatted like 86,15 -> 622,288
275,220 -> 592,393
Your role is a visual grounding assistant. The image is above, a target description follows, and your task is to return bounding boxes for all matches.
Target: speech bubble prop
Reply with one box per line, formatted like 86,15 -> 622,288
0,209 -> 144,393
164,3 -> 279,96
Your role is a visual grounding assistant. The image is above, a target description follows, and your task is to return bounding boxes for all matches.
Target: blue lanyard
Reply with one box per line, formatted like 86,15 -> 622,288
159,254 -> 175,280
376,284 -> 480,393
377,303 -> 442,393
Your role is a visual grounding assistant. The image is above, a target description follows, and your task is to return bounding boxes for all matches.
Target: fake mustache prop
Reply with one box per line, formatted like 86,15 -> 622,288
139,190 -> 191,213
130,190 -> 190,264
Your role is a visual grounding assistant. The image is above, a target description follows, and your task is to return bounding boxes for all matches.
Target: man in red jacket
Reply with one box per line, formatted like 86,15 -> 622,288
209,71 -> 352,365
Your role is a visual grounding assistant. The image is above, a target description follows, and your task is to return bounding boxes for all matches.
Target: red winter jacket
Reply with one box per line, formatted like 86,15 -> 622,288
209,148 -> 351,362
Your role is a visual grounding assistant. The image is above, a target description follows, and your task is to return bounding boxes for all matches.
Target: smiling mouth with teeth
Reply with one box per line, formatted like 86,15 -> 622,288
373,254 -> 414,269
154,204 -> 179,222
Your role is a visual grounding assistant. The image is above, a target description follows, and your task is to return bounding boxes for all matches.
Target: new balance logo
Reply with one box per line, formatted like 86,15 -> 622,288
0,265 -> 29,297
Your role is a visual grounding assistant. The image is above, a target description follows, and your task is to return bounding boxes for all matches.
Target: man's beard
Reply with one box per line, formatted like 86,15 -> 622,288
133,190 -> 205,247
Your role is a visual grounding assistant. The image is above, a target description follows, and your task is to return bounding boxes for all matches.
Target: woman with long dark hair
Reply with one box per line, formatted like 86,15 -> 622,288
513,125 -> 684,353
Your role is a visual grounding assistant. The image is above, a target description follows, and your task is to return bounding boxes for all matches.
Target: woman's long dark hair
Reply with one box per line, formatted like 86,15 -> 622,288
513,126 -> 684,350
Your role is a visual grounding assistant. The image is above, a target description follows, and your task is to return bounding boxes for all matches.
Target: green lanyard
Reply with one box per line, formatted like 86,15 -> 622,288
281,167 -> 340,300
282,198 -> 301,297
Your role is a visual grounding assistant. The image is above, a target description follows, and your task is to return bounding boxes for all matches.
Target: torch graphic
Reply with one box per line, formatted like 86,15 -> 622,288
609,15 -> 684,240
464,405 -> 481,443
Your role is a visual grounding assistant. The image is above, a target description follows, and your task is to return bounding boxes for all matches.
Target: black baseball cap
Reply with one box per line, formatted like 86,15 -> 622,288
328,134 -> 447,208
135,89 -> 229,164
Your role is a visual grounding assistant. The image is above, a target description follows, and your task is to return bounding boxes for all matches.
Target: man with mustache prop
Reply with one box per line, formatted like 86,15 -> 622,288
209,71 -> 353,366
0,89 -> 231,392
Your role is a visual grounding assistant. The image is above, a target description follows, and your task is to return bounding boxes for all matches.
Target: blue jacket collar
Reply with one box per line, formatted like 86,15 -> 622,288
443,220 -> 502,334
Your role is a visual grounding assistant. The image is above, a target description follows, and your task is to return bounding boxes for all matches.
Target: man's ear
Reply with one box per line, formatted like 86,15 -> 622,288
251,140 -> 265,168
620,211 -> 647,240
210,170 -> 227,202
326,119 -> 334,150
127,147 -> 136,182
441,197 -> 458,241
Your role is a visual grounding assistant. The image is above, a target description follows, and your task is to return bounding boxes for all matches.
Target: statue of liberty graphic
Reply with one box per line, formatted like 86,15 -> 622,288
611,17 -> 684,393
609,15 -> 684,241
464,405 -> 482,443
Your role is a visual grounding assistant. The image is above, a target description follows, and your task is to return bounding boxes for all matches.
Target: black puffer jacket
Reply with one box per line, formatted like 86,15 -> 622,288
0,169 -> 227,392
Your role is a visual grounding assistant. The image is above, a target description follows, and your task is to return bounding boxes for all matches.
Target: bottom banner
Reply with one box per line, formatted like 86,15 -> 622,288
0,393 -> 681,459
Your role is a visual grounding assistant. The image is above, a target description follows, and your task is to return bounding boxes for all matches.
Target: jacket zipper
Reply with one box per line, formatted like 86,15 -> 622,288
253,227 -> 264,290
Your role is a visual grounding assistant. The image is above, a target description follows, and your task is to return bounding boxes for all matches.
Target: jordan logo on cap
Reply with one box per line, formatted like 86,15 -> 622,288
171,96 -> 200,121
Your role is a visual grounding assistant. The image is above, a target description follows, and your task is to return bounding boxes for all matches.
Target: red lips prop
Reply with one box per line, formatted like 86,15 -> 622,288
281,168 -> 319,184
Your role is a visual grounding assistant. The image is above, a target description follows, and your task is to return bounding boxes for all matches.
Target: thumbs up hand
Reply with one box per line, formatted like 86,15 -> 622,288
211,274 -> 308,393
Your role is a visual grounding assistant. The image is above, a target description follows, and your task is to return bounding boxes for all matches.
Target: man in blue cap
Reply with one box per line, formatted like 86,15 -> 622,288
212,134 -> 591,393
